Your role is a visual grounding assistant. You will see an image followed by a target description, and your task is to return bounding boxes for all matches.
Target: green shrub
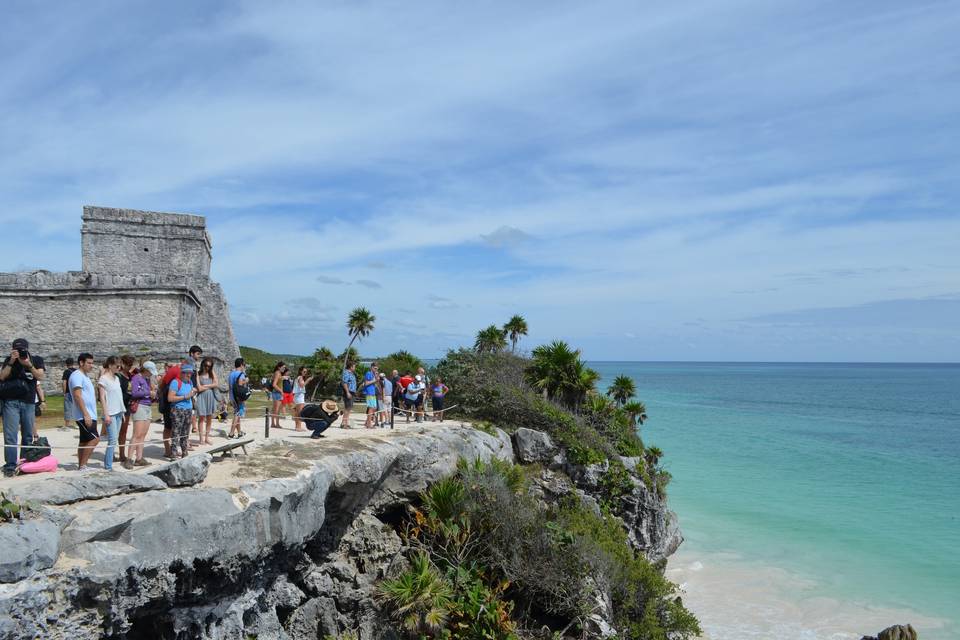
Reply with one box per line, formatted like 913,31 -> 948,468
383,460 -> 699,639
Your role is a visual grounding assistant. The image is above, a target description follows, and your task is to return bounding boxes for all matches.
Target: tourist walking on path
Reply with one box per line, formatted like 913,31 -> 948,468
1,338 -> 45,477
167,364 -> 197,459
363,362 -> 380,429
269,362 -> 286,428
125,361 -> 156,469
340,362 -> 357,428
61,357 -> 76,430
69,353 -> 99,471
228,358 -> 248,439
431,377 -> 449,422
117,354 -> 137,463
195,357 -> 218,445
98,356 -> 126,471
293,367 -> 314,432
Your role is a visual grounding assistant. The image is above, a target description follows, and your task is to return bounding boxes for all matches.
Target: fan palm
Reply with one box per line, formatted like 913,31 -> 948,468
378,552 -> 453,636
503,315 -> 529,352
342,307 -> 375,369
526,340 -> 599,409
607,375 -> 637,407
623,400 -> 648,426
474,325 -> 508,354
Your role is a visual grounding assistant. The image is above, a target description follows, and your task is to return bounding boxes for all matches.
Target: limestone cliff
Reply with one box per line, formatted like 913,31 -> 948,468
0,424 -> 681,639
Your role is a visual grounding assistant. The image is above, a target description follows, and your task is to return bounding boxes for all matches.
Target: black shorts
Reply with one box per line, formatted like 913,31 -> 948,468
162,408 -> 174,430
343,395 -> 354,409
432,397 -> 444,411
77,419 -> 99,443
403,396 -> 422,410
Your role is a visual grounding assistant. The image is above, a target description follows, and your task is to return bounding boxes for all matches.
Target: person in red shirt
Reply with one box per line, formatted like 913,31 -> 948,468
397,372 -> 413,420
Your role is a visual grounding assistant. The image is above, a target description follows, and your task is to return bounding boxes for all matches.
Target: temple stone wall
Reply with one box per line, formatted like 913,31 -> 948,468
0,206 -> 239,393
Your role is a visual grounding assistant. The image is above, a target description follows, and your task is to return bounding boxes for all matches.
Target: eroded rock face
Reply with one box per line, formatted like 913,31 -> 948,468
0,520 -> 59,582
4,472 -> 166,506
0,425 -> 512,639
513,427 -> 557,463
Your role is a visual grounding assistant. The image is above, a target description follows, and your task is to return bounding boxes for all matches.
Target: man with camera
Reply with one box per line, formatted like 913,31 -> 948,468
0,338 -> 46,477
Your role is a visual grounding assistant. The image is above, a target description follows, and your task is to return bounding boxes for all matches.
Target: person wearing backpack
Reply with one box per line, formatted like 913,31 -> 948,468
228,358 -> 249,439
166,363 -> 197,459
158,361 -> 182,459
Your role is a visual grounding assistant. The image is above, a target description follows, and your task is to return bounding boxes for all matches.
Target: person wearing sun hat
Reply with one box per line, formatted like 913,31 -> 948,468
166,362 -> 197,459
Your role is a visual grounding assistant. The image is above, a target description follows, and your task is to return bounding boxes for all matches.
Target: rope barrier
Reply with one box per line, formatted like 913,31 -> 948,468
3,405 -> 460,451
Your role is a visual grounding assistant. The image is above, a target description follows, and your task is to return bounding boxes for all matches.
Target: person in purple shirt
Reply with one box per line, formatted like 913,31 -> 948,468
125,361 -> 157,468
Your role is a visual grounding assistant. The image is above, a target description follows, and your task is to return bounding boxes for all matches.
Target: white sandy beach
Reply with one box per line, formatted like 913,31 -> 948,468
667,545 -> 953,640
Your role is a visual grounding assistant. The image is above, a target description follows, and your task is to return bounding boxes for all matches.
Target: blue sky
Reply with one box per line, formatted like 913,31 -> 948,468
2,0 -> 958,361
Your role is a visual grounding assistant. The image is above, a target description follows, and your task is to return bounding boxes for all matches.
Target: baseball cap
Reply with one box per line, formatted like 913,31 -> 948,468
142,361 -> 159,376
180,363 -> 195,373
415,374 -> 423,381
12,338 -> 28,350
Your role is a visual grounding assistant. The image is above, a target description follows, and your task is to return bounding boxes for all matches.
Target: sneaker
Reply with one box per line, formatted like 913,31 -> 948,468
3,468 -> 14,478
238,431 -> 246,438
134,459 -> 152,467
123,459 -> 135,470
77,465 -> 87,473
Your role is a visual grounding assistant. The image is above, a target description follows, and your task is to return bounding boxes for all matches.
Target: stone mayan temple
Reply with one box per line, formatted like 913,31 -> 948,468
0,206 -> 240,392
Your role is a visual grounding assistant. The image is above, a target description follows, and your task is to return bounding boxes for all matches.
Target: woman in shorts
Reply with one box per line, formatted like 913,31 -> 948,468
292,366 -> 314,432
125,361 -> 157,468
269,362 -> 285,429
431,377 -> 449,422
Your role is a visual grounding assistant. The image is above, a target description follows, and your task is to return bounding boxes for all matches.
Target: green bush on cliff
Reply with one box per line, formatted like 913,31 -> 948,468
380,460 -> 700,639
435,349 -> 644,465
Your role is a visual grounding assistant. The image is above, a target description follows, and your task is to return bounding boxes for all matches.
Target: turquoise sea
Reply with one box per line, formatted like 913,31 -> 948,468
591,362 -> 960,640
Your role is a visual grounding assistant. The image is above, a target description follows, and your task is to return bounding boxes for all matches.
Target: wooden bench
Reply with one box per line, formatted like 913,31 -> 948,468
206,438 -> 254,458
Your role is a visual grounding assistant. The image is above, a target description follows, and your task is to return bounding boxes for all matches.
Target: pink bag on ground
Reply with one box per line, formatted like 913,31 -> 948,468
18,455 -> 59,474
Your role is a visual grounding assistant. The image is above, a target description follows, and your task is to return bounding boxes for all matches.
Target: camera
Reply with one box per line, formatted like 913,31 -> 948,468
15,349 -> 29,360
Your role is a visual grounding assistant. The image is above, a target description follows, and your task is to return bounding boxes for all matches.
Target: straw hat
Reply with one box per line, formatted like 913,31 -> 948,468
321,400 -> 338,414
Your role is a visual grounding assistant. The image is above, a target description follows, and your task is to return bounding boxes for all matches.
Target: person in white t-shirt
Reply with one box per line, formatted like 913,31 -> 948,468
69,353 -> 99,471
97,356 -> 125,471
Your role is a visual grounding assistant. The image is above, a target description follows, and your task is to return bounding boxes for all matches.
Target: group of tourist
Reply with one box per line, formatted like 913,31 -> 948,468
339,361 -> 449,429
0,338 -> 254,476
0,336 -> 452,478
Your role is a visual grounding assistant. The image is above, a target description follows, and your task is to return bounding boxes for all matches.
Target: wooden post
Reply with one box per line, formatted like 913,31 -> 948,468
264,406 -> 270,438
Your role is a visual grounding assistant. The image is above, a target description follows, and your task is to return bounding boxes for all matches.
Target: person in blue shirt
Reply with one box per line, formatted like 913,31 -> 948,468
340,362 -> 357,429
227,358 -> 248,439
167,363 -> 197,459
363,362 -> 380,429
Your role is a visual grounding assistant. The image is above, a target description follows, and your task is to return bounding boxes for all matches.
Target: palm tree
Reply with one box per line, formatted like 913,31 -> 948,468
623,400 -> 648,426
474,325 -> 508,354
645,446 -> 663,467
503,315 -> 529,352
526,340 -> 599,409
607,375 -> 637,407
342,307 -> 375,369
